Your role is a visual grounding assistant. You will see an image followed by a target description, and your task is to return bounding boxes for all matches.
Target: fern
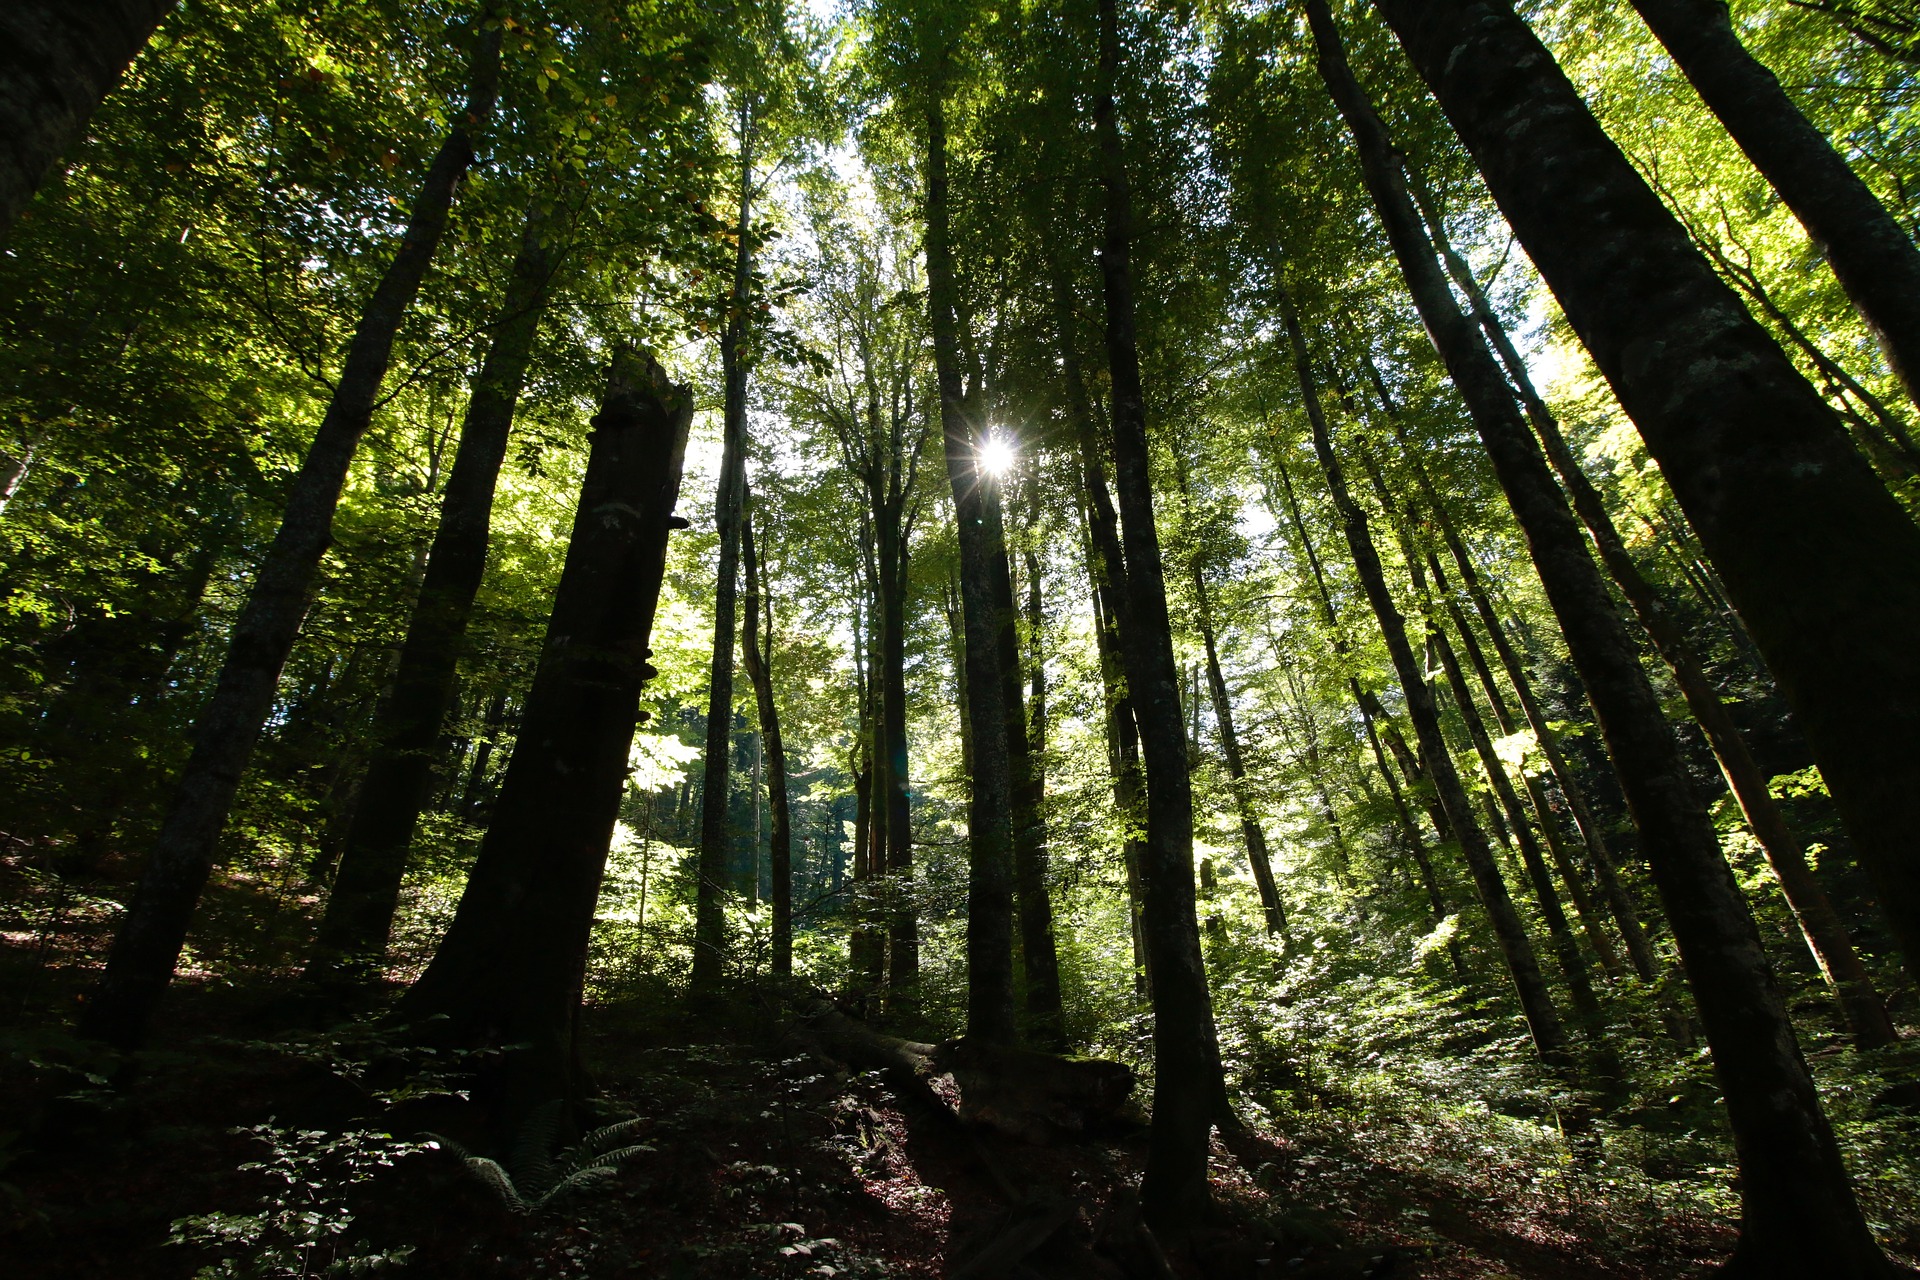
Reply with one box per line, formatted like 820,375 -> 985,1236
428,1103 -> 653,1215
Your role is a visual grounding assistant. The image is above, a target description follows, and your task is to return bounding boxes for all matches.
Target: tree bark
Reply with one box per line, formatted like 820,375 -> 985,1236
1192,558 -> 1288,936
741,497 -> 792,979
1371,0 -> 1920,1016
1328,5 -> 1898,1268
1629,0 -> 1920,412
1405,147 -> 1898,1048
396,347 -> 692,1112
691,103 -> 756,996
0,0 -> 180,240
1096,0 -> 1228,1228
307,202 -> 558,986
1008,540 -> 1065,1045
926,91 -> 1017,1046
78,22 -> 503,1048
1285,288 -> 1567,1063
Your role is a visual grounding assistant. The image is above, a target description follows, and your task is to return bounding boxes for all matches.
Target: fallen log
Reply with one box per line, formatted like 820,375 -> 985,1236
800,1000 -> 1138,1145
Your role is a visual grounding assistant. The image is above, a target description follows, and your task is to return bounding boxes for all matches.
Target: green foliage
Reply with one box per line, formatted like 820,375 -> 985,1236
428,1101 -> 654,1214
168,1123 -> 431,1278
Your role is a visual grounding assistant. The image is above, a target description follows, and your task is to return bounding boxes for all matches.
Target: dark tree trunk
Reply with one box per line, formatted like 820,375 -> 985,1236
1371,0 -> 1920,1018
78,23 -> 502,1049
461,690 -> 509,820
1281,283 -> 1569,1065
0,0 -> 180,239
1426,551 -> 1625,978
741,499 -> 792,979
307,203 -> 558,986
1406,130 -> 1897,1049
926,92 -> 1017,1045
1096,0 -> 1226,1229
1628,0 -> 1920,411
1192,561 -> 1287,936
877,523 -> 917,991
691,106 -> 756,996
982,535 -> 1061,1050
396,347 -> 692,1111
1327,5 -> 1898,1268
1004,539 -> 1064,1045
1412,550 -> 1604,1022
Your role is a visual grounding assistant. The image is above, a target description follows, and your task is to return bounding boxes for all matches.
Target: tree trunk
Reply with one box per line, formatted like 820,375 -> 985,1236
0,0 -> 181,240
1096,0 -> 1226,1229
1628,0 -> 1920,412
77,22 -> 502,1048
1282,283 -> 1569,1065
396,347 -> 691,1113
1372,0 -> 1920,1021
307,201 -> 558,986
1427,550 -> 1626,979
1405,147 -> 1898,1049
741,498 -> 792,979
1330,5 -> 1898,1268
877,518 -> 917,992
1413,549 -> 1604,1022
1007,540 -> 1064,1045
1193,559 -> 1288,936
926,91 -> 1017,1046
691,104 -> 756,997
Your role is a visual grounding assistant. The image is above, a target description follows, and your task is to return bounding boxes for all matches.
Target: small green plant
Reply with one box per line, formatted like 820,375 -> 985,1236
430,1100 -> 653,1214
168,1123 -> 429,1278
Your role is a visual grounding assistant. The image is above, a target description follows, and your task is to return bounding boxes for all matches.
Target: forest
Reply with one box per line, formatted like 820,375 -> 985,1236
2,0 -> 1919,1275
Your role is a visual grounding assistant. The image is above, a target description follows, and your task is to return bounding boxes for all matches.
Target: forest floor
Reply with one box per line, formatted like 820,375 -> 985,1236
0,849 -> 1853,1278
0,986 -> 1748,1278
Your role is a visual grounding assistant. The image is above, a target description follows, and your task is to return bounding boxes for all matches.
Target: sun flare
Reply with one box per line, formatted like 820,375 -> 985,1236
978,433 -> 1017,477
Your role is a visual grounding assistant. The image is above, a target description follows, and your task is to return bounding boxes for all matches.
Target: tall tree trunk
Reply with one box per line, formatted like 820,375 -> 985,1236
307,202 -> 558,986
1628,0 -> 1920,412
396,347 -> 691,1114
876,517 -> 917,991
1412,547 -> 1605,1022
925,91 -> 1017,1046
78,23 -> 502,1048
1371,0 -> 1920,1015
1325,6 -> 1896,1268
1064,300 -> 1153,999
1404,150 -> 1898,1048
461,690 -> 509,820
1003,532 -> 1064,1045
741,498 -> 792,979
1192,563 -> 1287,935
691,104 -> 756,996
1426,550 -> 1626,979
1282,284 -> 1569,1065
1096,0 -> 1227,1228
0,0 -> 181,240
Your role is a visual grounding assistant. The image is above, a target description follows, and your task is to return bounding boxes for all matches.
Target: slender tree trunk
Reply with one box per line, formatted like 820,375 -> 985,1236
78,24 -> 502,1048
307,203 -> 558,986
926,91 -> 1017,1046
1097,0 -> 1227,1227
1372,0 -> 1920,1015
1328,5 -> 1897,1267
691,106 -> 756,996
741,499 -> 792,979
1427,551 -> 1625,978
396,347 -> 691,1112
1414,551 -> 1604,1022
1405,159 -> 1898,1048
1006,539 -> 1064,1045
1192,565 -> 1287,935
877,519 -> 917,990
462,690 -> 509,819
1628,0 -> 1920,411
1282,284 -> 1569,1064
0,0 -> 181,240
